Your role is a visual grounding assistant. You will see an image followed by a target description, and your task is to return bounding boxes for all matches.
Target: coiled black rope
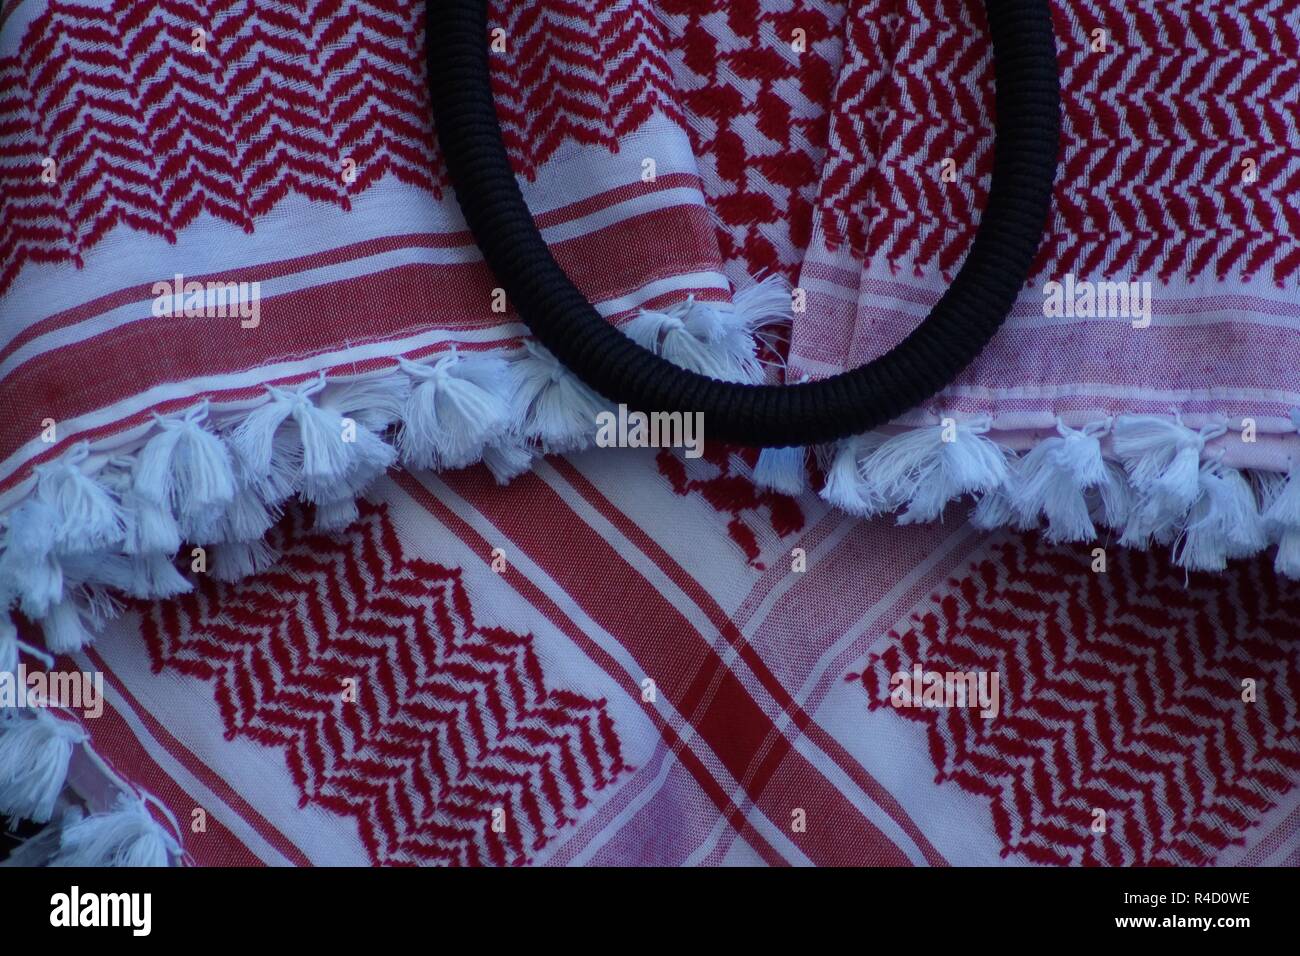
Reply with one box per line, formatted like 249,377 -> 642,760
427,0 -> 1060,447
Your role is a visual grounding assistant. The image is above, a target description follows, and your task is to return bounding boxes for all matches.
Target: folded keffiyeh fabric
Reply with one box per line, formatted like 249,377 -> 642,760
0,0 -> 1297,868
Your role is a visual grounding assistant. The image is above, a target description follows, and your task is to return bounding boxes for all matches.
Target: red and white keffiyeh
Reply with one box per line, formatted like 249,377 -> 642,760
0,0 -> 1298,866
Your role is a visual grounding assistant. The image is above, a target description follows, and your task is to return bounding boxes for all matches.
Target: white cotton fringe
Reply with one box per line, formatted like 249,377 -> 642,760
50,795 -> 181,867
0,290 -> 780,634
819,418 -> 1010,523
0,283 -> 797,865
0,710 -> 87,824
817,412 -> 1299,577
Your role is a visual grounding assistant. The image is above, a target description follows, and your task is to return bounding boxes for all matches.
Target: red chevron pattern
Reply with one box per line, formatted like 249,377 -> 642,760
655,0 -> 847,280
0,0 -> 680,293
493,0 -> 683,169
852,532 -> 1300,866
137,499 -> 627,866
816,0 -> 1300,283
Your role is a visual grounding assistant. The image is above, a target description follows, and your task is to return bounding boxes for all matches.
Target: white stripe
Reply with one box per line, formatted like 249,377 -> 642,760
796,523 -> 978,705
939,381 -> 1300,404
2,185 -> 713,373
533,459 -> 738,667
737,517 -> 857,641
549,746 -> 677,867
0,322 -> 523,500
413,468 -> 811,865
2,115 -> 704,345
80,668 -> 296,866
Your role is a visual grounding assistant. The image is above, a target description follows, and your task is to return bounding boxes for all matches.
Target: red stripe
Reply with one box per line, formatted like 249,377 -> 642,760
428,467 -> 913,866
0,281 -> 732,495
0,336 -> 520,495
1,203 -> 721,464
75,695 -> 261,867
390,469 -> 789,865
550,458 -> 950,866
1,172 -> 704,363
84,646 -> 315,867
0,273 -> 736,493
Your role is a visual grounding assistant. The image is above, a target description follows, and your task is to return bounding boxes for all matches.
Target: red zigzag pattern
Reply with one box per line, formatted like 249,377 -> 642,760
816,0 -> 1300,284
0,0 -> 680,293
138,499 -> 627,866
853,532 -> 1300,866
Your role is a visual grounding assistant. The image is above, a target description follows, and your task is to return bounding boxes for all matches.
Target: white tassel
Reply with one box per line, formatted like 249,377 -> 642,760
257,428 -> 303,505
971,483 -> 1019,530
1275,528 -> 1300,578
0,500 -> 64,618
481,440 -> 534,484
128,554 -> 193,599
34,443 -> 125,554
0,612 -> 17,677
211,540 -> 278,583
1113,416 -> 1225,542
1262,425 -> 1300,577
314,497 -> 359,532
135,403 -> 236,540
40,599 -> 97,654
818,436 -> 887,516
294,385 -> 366,502
121,488 -> 181,556
230,374 -> 396,505
1174,464 -> 1267,572
0,710 -> 86,823
320,421 -> 397,502
61,552 -> 179,603
623,281 -> 779,384
859,419 -> 1010,524
209,486 -> 278,544
321,372 -> 411,434
753,447 -> 807,496
1093,460 -> 1133,532
731,273 -> 797,329
228,381 -> 306,499
511,342 -> 610,453
51,795 -> 179,867
1013,421 -> 1109,543
397,352 -> 514,470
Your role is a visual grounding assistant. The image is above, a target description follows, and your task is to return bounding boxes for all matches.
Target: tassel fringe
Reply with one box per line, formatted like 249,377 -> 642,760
0,710 -> 87,824
51,795 -> 180,867
819,412 -> 1286,577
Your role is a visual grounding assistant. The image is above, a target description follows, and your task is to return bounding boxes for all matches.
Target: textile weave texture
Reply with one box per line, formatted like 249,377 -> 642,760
0,0 -> 1298,866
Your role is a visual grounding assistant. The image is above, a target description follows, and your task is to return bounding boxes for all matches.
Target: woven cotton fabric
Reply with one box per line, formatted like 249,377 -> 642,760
1,0 -> 1298,867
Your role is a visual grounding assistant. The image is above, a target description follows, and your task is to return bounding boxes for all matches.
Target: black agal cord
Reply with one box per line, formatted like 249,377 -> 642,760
427,0 -> 1060,447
